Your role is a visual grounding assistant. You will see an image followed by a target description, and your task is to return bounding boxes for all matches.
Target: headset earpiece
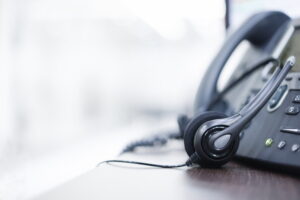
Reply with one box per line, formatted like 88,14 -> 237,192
193,125 -> 240,167
183,111 -> 227,157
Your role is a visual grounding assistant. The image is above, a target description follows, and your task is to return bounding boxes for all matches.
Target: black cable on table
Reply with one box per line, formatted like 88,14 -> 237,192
97,154 -> 198,168
97,160 -> 187,168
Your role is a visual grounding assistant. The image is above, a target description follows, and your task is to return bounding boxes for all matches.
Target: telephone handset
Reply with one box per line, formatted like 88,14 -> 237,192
195,11 -> 291,113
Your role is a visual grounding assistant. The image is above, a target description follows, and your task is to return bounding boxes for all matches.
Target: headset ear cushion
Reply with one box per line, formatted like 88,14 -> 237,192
184,111 -> 227,157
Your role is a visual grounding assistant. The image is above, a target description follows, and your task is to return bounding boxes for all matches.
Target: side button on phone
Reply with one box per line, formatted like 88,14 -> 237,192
268,85 -> 288,110
280,128 -> 300,135
285,76 -> 292,81
293,95 -> 300,103
286,106 -> 299,115
265,138 -> 273,147
277,141 -> 286,149
291,144 -> 300,152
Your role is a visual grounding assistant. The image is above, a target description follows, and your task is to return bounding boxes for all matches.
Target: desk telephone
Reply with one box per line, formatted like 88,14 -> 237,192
193,11 -> 300,172
103,11 -> 300,173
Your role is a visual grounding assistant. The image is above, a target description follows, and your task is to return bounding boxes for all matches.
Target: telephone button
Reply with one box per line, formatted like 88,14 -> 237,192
293,95 -> 300,103
285,76 -> 292,81
265,138 -> 273,147
291,144 -> 300,152
285,106 -> 299,115
280,128 -> 300,135
277,141 -> 286,149
268,85 -> 287,109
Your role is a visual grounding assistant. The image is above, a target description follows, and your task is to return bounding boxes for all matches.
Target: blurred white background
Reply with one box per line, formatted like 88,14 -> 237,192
0,0 -> 299,199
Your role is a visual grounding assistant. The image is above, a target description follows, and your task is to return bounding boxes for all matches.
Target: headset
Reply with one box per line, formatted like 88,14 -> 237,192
98,11 -> 296,168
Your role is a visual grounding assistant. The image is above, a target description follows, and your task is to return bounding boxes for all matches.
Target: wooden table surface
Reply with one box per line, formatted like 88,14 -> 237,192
34,142 -> 300,200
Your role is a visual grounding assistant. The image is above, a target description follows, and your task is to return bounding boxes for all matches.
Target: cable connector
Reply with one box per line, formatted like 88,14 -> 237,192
185,153 -> 199,167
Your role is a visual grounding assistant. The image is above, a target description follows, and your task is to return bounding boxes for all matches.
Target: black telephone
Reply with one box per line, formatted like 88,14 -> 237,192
195,11 -> 300,171
114,11 -> 300,172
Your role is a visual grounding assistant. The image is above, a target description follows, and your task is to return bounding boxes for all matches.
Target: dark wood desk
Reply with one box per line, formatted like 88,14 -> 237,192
35,145 -> 300,200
